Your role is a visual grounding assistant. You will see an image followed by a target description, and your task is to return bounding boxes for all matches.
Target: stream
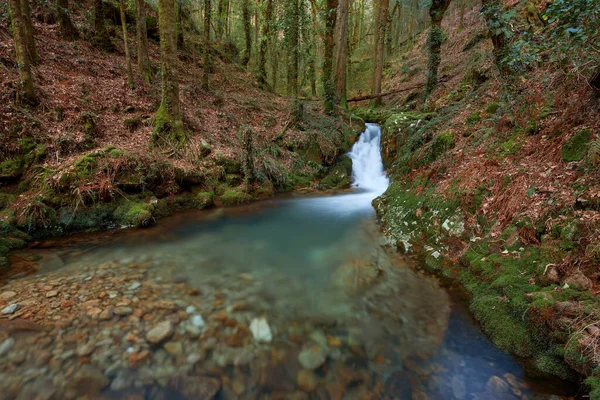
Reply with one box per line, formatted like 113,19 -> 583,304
0,124 -> 578,399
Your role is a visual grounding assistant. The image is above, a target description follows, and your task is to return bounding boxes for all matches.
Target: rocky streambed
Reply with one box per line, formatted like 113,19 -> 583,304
0,197 -> 578,400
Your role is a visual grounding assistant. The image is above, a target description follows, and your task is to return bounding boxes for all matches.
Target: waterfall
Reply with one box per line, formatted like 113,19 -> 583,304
348,123 -> 389,196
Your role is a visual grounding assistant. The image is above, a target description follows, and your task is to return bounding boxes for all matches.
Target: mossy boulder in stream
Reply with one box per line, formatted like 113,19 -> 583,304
320,165 -> 351,189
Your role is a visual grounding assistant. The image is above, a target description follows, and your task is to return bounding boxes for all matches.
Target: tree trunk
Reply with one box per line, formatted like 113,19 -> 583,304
94,0 -> 111,50
257,0 -> 273,87
9,0 -> 36,104
242,0 -> 252,66
285,0 -> 301,121
20,0 -> 38,64
176,1 -> 184,49
119,0 -> 134,89
202,0 -> 211,90
271,45 -> 278,91
308,0 -> 318,98
154,0 -> 184,146
481,0 -> 510,77
135,0 -> 151,83
323,0 -> 337,115
56,0 -> 79,41
459,0 -> 465,30
334,0 -> 349,108
371,0 -> 389,106
424,0 -> 452,96
216,0 -> 226,40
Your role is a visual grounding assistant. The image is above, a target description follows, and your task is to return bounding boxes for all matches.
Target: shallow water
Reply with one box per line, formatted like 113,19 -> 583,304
1,125 -> 579,399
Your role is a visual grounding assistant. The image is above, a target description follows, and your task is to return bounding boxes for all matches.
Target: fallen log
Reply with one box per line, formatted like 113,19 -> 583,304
347,83 -> 424,103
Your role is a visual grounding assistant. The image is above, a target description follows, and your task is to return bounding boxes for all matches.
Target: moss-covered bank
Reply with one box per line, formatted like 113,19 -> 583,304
371,110 -> 600,394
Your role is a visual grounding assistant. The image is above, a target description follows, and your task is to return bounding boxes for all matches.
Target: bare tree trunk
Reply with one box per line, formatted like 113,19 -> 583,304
334,0 -> 349,108
176,1 -> 184,49
242,0 -> 252,66
9,0 -> 36,104
323,0 -> 338,115
371,0 -> 389,107
285,0 -> 301,121
308,0 -> 318,97
202,0 -> 211,90
424,0 -> 452,96
216,0 -> 226,40
20,0 -> 38,64
56,0 -> 79,41
119,0 -> 134,89
257,0 -> 273,87
459,0 -> 465,30
94,0 -> 111,50
271,45 -> 278,91
154,0 -> 184,146
135,0 -> 151,83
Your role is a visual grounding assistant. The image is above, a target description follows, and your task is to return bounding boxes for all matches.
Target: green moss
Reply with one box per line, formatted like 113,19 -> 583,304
535,354 -> 578,381
485,102 -> 500,114
420,131 -> 455,165
320,165 -> 351,189
525,119 -> 540,136
194,191 -> 214,208
114,201 -> 155,227
466,111 -> 482,126
219,187 -> 252,206
152,104 -> 186,148
585,376 -> 600,400
0,159 -> 22,178
124,117 -> 141,132
562,129 -> 591,162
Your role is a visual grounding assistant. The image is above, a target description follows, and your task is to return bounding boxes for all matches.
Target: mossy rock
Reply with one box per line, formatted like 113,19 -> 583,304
194,191 -> 214,209
338,154 -> 353,176
216,155 -> 242,174
351,107 -> 394,124
320,165 -> 351,189
225,174 -> 242,186
562,129 -> 591,162
534,354 -> 578,381
218,188 -> 252,206
252,181 -> 275,199
466,111 -> 482,126
114,201 -> 155,227
420,131 -> 455,166
486,102 -> 500,114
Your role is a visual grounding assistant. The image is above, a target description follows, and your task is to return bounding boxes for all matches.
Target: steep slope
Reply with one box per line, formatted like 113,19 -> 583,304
357,0 -> 600,393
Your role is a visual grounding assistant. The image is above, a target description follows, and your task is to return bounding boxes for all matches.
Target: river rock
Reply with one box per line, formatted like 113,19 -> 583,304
2,304 -> 19,314
169,376 -> 221,399
297,369 -> 319,392
164,341 -> 183,356
128,281 -> 141,290
191,315 -> 205,328
250,317 -> 272,342
114,306 -> 133,316
0,291 -> 17,301
298,345 -> 328,370
485,376 -> 510,396
0,337 -> 15,356
67,365 -> 109,398
46,290 -> 58,298
146,321 -> 174,345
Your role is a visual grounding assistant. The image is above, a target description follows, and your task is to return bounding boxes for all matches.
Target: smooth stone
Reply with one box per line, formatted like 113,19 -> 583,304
187,352 -> 205,365
128,281 -> 141,290
298,345 -> 328,370
164,341 -> 183,356
297,369 -> 319,392
0,291 -> 17,300
185,306 -> 196,314
2,304 -> 19,314
77,343 -> 95,357
46,290 -> 59,298
146,321 -> 174,345
67,365 -> 109,398
114,306 -> 133,316
169,376 -> 221,399
250,317 -> 272,342
0,337 -> 15,356
191,315 -> 205,328
485,376 -> 510,396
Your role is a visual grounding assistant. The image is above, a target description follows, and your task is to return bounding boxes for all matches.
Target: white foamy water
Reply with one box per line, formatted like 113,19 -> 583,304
348,123 -> 390,195
289,123 -> 390,217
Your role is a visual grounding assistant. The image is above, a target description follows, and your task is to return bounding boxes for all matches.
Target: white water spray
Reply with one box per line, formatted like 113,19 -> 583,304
348,123 -> 389,196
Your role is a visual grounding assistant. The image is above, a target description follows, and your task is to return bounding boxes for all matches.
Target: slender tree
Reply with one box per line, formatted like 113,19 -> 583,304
56,0 -> 79,41
323,0 -> 338,115
202,0 -> 211,90
119,0 -> 134,89
176,1 -> 184,48
334,0 -> 350,108
9,0 -> 36,104
242,0 -> 252,66
216,0 -> 227,39
257,0 -> 273,87
19,0 -> 38,64
371,0 -> 389,106
424,0 -> 452,96
154,0 -> 185,146
285,0 -> 301,121
459,0 -> 465,30
135,0 -> 152,83
93,0 -> 112,50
